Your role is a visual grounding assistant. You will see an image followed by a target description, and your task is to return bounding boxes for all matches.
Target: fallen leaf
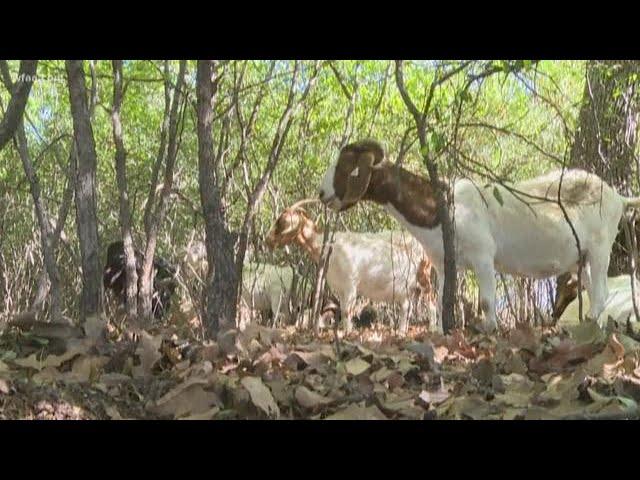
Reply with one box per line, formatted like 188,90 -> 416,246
196,341 -> 220,363
99,373 -> 133,386
288,351 -> 332,369
344,358 -> 371,376
407,341 -> 441,372
503,351 -> 529,376
325,403 -> 387,420
295,386 -> 333,409
386,372 -> 405,390
217,329 -> 238,356
445,395 -> 494,420
566,321 -> 606,347
69,355 -> 110,383
151,384 -> 222,419
296,343 -> 337,361
584,388 -> 638,417
523,406 -> 560,420
508,324 -> 539,352
105,406 -> 123,420
534,371 -> 584,407
240,376 -> 280,418
394,358 -> 418,375
0,351 -> 16,362
31,323 -> 83,340
133,331 -> 163,378
614,375 -> 640,402
471,358 -> 495,386
265,379 -> 293,407
258,326 -> 284,346
379,392 -> 416,412
529,339 -> 600,373
370,367 -> 393,383
31,367 -> 61,385
84,314 -> 108,343
181,406 -> 220,420
419,388 -> 450,406
155,376 -> 212,406
617,334 -> 640,354
13,342 -> 89,371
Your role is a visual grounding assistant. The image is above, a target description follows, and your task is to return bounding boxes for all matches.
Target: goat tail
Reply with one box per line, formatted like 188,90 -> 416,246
624,196 -> 640,210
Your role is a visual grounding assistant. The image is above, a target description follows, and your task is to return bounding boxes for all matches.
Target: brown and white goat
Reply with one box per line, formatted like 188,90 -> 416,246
318,139 -> 640,332
266,200 -> 435,334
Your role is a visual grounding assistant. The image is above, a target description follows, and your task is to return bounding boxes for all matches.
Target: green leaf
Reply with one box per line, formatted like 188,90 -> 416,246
493,186 -> 504,206
428,131 -> 445,153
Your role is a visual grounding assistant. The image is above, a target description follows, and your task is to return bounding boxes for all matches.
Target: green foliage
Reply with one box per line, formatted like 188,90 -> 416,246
0,60 -> 591,315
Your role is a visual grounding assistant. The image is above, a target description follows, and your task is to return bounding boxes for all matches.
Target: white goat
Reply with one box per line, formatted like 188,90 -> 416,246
266,200 -> 434,334
180,242 -> 295,325
318,140 -> 640,332
241,262 -> 295,325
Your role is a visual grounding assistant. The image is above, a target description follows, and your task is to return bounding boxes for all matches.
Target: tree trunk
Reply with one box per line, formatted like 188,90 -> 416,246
0,60 -> 63,323
66,60 -> 102,321
111,60 -> 138,320
196,59 -> 238,336
570,60 -> 640,275
138,60 -> 186,323
395,61 -> 458,333
143,60 -> 171,237
0,60 -> 38,151
15,124 -> 63,322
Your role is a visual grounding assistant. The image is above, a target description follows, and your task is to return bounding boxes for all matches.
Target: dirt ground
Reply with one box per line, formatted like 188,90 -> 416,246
1,308 -> 640,420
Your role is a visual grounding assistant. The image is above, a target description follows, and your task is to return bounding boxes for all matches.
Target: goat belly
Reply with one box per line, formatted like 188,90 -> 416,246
490,217 -> 583,278
464,173 -> 625,278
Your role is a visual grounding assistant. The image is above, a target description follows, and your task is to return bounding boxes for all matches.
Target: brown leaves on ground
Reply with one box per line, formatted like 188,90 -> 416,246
1,316 -> 640,419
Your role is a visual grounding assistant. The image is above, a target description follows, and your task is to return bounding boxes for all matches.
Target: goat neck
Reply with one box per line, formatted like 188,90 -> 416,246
364,163 -> 441,229
294,218 -> 325,264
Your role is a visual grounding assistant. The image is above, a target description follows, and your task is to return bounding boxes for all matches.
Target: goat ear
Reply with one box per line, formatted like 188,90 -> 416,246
343,152 -> 375,205
357,139 -> 385,165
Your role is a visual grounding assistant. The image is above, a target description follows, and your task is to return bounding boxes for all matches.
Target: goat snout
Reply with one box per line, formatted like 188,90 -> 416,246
319,189 -> 340,209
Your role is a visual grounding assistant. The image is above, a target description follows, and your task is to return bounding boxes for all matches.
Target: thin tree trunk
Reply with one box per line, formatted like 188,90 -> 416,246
111,60 -> 138,320
311,216 -> 335,331
14,124 -> 62,322
0,60 -> 62,322
143,60 -> 171,236
0,60 -> 38,151
395,60 -> 458,333
139,60 -> 186,322
66,60 -> 102,321
24,143 -> 77,316
196,59 -> 238,335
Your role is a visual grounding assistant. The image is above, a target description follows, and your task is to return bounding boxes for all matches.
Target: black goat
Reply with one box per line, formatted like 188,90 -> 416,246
103,241 -> 177,319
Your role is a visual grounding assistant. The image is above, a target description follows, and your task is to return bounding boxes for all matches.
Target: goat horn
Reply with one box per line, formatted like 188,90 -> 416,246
289,198 -> 320,210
